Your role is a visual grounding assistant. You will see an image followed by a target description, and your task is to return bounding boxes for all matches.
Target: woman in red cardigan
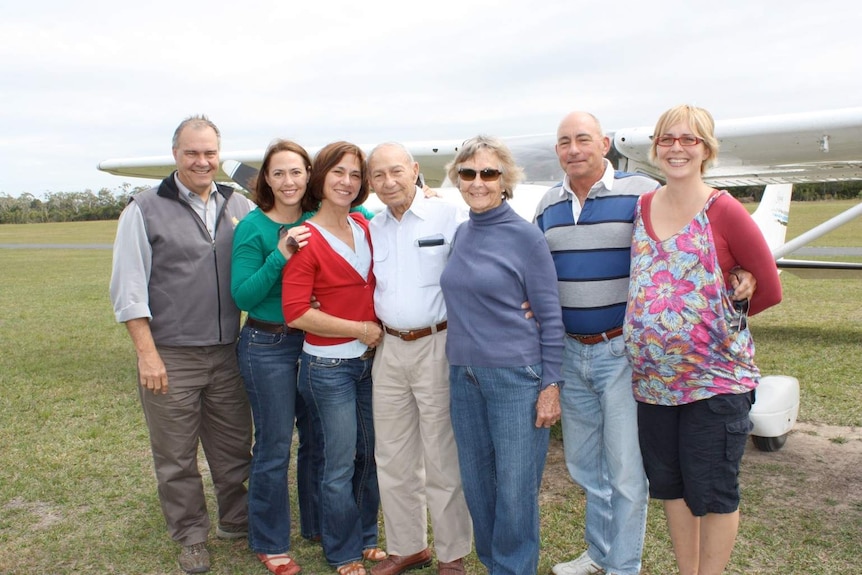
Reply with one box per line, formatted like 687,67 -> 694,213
281,141 -> 384,575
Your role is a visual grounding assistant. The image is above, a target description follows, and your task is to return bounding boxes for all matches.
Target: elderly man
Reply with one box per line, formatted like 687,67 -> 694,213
535,111 -> 756,575
110,115 -> 253,574
366,143 -> 473,575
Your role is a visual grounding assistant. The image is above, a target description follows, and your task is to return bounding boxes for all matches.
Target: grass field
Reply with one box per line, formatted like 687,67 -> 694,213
0,202 -> 860,574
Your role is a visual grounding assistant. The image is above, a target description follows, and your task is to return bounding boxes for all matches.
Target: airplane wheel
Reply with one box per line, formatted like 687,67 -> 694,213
751,433 -> 787,452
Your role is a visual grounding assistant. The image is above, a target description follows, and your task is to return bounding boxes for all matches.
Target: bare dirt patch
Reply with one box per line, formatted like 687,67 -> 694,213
540,422 -> 862,514
741,421 -> 862,513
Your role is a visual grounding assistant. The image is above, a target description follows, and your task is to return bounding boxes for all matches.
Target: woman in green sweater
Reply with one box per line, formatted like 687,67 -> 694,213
231,139 -> 316,575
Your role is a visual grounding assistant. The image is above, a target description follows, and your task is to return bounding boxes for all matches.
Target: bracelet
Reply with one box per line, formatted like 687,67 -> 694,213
362,321 -> 368,343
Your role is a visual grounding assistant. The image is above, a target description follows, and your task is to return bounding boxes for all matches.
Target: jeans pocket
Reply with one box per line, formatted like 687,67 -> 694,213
248,330 -> 284,347
309,356 -> 344,369
608,335 -> 627,357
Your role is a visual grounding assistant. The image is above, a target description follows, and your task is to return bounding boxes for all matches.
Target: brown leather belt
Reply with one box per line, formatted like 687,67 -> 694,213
358,348 -> 376,361
566,326 -> 623,345
383,321 -> 448,342
245,317 -> 303,334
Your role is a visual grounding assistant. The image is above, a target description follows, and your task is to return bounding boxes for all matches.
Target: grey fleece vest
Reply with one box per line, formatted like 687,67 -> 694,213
132,174 -> 251,346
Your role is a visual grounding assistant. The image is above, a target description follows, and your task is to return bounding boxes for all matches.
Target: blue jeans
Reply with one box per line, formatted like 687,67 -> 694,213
298,352 -> 379,567
295,387 -> 322,540
559,335 -> 649,575
238,326 -> 318,553
449,364 -> 549,575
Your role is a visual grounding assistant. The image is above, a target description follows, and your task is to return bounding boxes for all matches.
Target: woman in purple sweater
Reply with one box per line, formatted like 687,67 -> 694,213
439,135 -> 565,575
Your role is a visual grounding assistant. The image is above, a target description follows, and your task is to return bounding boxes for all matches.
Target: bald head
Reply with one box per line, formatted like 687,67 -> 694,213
368,142 -> 419,220
555,111 -> 610,195
557,111 -> 604,140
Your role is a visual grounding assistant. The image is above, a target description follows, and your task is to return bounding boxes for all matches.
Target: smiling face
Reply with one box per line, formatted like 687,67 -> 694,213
264,150 -> 308,212
172,125 -> 219,196
321,152 -> 363,208
457,148 -> 504,214
368,144 -> 419,219
654,121 -> 709,181
555,112 -> 610,189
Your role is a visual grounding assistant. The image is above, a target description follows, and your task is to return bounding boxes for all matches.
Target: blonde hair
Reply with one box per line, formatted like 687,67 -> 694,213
649,105 -> 719,174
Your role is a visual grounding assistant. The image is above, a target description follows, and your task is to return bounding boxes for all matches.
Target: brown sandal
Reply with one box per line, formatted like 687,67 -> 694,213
257,553 -> 302,575
336,561 -> 366,575
362,548 -> 387,562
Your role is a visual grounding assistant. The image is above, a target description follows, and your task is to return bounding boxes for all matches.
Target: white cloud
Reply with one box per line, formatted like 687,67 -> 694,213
1,0 -> 861,195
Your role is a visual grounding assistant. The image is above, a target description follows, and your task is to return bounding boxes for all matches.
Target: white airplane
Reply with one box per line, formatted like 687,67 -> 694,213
99,107 -> 862,451
99,106 -> 862,278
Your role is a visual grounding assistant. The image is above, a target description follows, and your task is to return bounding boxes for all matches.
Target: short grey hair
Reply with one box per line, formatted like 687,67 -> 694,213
172,115 -> 221,150
446,135 -> 524,199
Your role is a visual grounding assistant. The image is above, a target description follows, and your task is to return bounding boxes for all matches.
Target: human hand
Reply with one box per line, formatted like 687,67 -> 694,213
137,349 -> 168,394
535,385 -> 561,428
278,225 -> 311,259
359,321 -> 383,348
730,267 -> 757,301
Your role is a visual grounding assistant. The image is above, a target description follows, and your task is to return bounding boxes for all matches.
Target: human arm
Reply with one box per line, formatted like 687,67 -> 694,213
712,196 -> 782,315
522,234 -> 566,388
230,217 -> 311,312
281,240 -> 383,346
125,318 -> 168,394
109,202 -> 167,393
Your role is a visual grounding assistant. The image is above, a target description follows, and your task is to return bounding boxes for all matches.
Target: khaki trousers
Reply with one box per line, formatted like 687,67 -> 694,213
138,344 -> 252,545
371,330 -> 472,562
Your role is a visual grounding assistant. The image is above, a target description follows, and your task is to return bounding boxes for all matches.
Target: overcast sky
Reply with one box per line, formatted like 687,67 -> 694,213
2,0 -> 860,196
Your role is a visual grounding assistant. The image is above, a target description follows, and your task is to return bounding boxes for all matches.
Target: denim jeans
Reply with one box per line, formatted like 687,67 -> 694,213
298,352 -> 379,567
295,387 -> 322,540
238,326 -> 316,553
449,364 -> 549,575
559,335 -> 649,575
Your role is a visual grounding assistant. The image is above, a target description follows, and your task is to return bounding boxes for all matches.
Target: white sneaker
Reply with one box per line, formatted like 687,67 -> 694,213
551,551 -> 605,575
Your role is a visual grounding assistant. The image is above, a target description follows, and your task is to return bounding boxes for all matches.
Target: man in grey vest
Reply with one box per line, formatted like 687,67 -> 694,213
110,115 -> 253,574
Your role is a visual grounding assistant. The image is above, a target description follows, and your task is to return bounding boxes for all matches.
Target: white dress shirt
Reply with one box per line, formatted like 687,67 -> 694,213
370,189 -> 468,330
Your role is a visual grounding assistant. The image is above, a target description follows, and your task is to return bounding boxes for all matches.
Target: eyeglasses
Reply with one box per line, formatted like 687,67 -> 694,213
654,135 -> 703,147
732,298 -> 749,331
457,168 -> 503,182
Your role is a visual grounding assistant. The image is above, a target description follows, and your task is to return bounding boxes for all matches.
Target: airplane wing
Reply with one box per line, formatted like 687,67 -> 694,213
98,107 -> 862,277
612,107 -> 862,187
99,140 -> 464,188
98,107 -> 862,188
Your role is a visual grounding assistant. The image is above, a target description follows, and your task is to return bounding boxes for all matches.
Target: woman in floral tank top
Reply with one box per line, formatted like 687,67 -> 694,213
624,105 -> 782,575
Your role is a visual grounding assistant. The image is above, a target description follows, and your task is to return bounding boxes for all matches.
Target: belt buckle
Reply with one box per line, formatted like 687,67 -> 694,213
398,330 -> 413,340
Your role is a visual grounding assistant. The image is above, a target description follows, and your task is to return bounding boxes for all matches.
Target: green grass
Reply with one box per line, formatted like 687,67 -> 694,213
0,205 -> 860,574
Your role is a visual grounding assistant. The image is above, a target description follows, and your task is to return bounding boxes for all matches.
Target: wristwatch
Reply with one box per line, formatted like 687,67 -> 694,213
546,382 -> 561,390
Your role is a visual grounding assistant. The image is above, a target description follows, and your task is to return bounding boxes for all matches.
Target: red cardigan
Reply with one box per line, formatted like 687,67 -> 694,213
281,212 -> 377,346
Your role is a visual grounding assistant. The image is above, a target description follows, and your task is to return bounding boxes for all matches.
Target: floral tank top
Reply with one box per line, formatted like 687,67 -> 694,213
624,190 -> 759,405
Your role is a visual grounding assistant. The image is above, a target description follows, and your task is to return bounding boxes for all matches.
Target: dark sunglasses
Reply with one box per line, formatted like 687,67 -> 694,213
458,168 -> 503,182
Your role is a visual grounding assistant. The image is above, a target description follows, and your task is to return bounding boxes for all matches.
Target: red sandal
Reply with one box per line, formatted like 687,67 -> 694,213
257,553 -> 302,575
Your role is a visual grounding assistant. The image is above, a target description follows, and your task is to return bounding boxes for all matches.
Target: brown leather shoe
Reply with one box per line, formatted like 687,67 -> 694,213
370,548 -> 432,575
437,558 -> 466,575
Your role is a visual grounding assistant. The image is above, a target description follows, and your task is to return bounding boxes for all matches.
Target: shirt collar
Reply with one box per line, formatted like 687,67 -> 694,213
559,159 -> 615,199
382,186 -> 425,223
174,173 -> 217,203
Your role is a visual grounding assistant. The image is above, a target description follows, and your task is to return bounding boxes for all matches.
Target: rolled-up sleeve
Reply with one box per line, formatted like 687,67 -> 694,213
110,202 -> 153,323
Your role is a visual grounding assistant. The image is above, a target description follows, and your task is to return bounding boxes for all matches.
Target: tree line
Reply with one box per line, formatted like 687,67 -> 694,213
1,181 -> 861,225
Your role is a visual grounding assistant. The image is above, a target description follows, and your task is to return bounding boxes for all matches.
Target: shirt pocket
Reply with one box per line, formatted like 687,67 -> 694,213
417,243 -> 449,287
372,242 -> 390,292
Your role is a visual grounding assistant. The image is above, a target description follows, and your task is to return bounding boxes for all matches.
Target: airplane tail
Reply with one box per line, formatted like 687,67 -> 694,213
750,184 -> 792,253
